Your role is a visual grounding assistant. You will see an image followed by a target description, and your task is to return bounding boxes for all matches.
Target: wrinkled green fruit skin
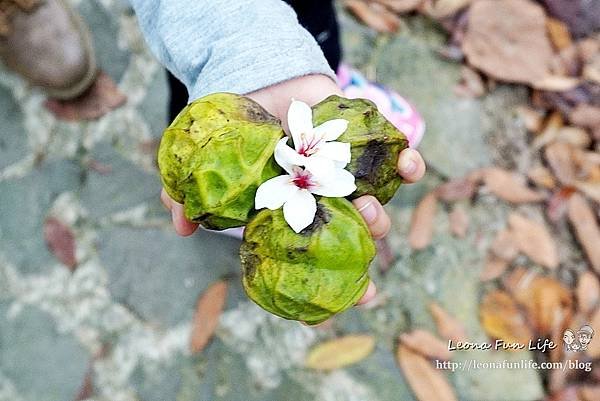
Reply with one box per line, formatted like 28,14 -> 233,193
240,197 -> 376,325
312,95 -> 409,204
158,93 -> 284,229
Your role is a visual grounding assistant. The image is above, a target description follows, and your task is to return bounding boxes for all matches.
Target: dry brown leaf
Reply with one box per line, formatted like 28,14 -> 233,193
43,217 -> 77,270
396,344 -> 458,401
462,0 -> 553,85
344,0 -> 400,33
546,18 -> 572,50
479,254 -> 509,282
490,229 -> 519,262
480,290 -> 533,344
508,213 -> 559,269
435,176 -> 478,202
305,335 -> 375,371
532,75 -> 581,92
527,165 -> 557,189
580,385 -> 600,401
422,0 -> 471,19
583,55 -> 600,85
545,141 -> 576,186
428,302 -> 467,342
504,270 -> 572,336
399,329 -> 451,360
546,187 -> 576,222
448,205 -> 469,238
409,192 -> 438,250
569,104 -> 600,130
577,38 -> 600,63
190,280 -> 228,354
573,181 -> 600,203
516,106 -> 545,133
576,271 -> 600,316
482,168 -> 546,204
567,193 -> 600,273
372,0 -> 423,13
555,126 -> 592,148
532,111 -> 564,149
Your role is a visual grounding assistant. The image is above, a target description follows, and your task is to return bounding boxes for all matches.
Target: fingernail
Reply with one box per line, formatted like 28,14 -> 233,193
400,156 -> 417,176
357,201 -> 377,224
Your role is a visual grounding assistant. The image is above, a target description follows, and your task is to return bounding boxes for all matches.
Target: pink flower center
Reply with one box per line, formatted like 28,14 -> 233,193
292,169 -> 314,190
297,133 -> 322,157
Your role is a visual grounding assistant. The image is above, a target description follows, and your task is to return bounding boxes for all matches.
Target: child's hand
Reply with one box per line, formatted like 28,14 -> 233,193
160,74 -> 426,305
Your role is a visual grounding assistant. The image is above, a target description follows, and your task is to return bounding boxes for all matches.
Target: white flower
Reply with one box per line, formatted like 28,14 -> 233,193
254,100 -> 357,233
286,99 -> 351,180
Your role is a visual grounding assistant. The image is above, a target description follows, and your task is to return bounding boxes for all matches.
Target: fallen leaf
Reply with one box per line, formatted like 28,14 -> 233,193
462,0 -> 553,85
399,329 -> 451,360
44,217 -> 77,270
190,280 -> 228,354
527,165 -> 557,189
544,142 -> 576,186
396,344 -> 458,401
577,38 -> 600,63
344,0 -> 400,33
408,192 -> 438,250
480,290 -> 533,344
576,271 -> 600,316
422,0 -> 471,19
372,0 -> 423,13
546,187 -> 576,222
555,126 -> 592,148
305,335 -> 375,370
435,176 -> 478,202
542,0 -> 600,39
448,205 -> 469,238
503,270 -> 572,336
45,72 -> 127,121
516,106 -> 545,133
482,168 -> 546,203
546,18 -> 572,51
569,103 -> 600,130
479,254 -> 509,282
429,302 -> 467,342
574,181 -> 600,203
508,213 -> 559,269
532,111 -> 563,149
533,75 -> 581,92
490,229 -> 519,262
583,55 -> 600,85
567,193 -> 600,273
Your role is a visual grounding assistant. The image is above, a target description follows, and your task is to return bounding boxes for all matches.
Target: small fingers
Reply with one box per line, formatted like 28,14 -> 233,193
397,148 -> 426,183
160,188 -> 199,236
353,195 -> 391,240
355,281 -> 376,305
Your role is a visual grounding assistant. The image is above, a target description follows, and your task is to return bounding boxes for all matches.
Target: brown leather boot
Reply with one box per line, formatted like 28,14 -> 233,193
0,0 -> 97,99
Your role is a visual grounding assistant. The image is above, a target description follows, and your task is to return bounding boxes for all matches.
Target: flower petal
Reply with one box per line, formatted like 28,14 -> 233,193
304,155 -> 336,183
316,141 -> 351,165
287,100 -> 314,151
275,137 -> 305,174
313,119 -> 348,142
255,175 -> 297,210
283,189 -> 317,233
311,168 -> 357,197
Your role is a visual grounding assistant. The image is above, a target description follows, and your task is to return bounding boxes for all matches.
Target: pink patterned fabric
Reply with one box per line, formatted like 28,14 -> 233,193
336,63 -> 425,148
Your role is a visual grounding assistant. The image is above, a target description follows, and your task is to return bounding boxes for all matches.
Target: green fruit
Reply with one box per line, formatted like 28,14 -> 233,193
312,95 -> 409,204
240,197 -> 376,325
158,93 -> 284,229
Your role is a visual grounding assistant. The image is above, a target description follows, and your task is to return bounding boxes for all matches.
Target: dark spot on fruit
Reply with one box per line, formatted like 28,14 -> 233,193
301,203 -> 331,235
244,102 -> 279,124
240,243 -> 260,280
338,103 -> 350,110
286,245 -> 308,260
354,140 -> 387,183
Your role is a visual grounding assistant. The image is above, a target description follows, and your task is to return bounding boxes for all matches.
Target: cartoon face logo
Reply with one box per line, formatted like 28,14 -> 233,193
563,329 -> 575,351
577,325 -> 594,350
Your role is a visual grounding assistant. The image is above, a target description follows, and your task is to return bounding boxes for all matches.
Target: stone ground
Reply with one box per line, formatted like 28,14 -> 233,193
0,1 -> 544,400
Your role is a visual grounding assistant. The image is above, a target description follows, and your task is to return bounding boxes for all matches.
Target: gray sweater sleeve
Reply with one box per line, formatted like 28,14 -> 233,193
128,0 -> 336,102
